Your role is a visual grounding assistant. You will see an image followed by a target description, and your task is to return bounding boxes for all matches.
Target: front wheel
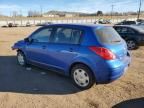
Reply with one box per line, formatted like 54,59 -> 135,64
17,51 -> 27,66
71,64 -> 95,89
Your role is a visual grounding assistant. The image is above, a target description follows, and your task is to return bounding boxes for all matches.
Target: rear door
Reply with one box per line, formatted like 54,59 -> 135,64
45,26 -> 83,72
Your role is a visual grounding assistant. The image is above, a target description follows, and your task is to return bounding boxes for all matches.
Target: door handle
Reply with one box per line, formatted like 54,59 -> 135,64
69,48 -> 73,52
42,45 -> 47,49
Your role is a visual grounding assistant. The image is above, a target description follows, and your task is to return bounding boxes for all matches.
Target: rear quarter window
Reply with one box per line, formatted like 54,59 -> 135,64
94,27 -> 122,44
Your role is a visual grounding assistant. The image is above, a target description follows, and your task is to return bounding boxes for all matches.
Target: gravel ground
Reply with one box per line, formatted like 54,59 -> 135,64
0,27 -> 144,108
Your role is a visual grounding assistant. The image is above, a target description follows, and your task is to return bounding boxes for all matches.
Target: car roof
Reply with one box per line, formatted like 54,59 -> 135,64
44,23 -> 110,29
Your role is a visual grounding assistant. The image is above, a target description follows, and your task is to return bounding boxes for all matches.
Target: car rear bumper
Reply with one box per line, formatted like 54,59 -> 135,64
108,63 -> 130,82
95,55 -> 131,84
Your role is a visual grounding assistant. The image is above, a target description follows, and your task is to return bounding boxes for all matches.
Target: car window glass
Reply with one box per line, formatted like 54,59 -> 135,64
95,27 -> 122,44
53,28 -> 71,44
121,27 -> 128,33
121,27 -> 129,33
32,28 -> 53,42
119,27 -> 135,34
125,21 -> 135,25
128,28 -> 135,34
115,27 -> 121,33
71,29 -> 82,44
125,22 -> 130,24
130,21 -> 136,24
52,27 -> 82,44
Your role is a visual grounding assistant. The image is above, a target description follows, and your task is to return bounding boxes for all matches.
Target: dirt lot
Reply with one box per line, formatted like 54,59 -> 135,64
0,27 -> 144,108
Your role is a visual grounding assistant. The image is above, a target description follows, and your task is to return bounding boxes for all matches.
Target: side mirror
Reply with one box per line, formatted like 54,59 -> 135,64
24,38 -> 30,43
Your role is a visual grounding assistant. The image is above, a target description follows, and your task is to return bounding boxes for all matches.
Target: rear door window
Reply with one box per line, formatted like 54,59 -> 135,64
127,21 -> 136,25
95,27 -> 122,44
120,27 -> 135,34
53,28 -> 72,44
51,27 -> 82,44
127,28 -> 136,34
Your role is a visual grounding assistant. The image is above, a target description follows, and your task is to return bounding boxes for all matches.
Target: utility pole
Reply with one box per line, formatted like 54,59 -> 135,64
40,5 -> 43,17
19,10 -> 22,17
137,0 -> 142,20
10,11 -> 12,17
111,5 -> 114,19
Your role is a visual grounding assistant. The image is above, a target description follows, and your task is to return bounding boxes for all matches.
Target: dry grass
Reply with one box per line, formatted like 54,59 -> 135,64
0,15 -> 143,21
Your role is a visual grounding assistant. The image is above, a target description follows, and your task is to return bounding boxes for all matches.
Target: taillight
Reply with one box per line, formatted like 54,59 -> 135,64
89,46 -> 116,60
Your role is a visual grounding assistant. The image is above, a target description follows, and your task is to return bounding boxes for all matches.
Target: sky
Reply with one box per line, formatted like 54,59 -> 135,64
0,0 -> 143,16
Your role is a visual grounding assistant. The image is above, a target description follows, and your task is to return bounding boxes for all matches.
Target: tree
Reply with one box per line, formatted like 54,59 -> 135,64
97,11 -> 103,16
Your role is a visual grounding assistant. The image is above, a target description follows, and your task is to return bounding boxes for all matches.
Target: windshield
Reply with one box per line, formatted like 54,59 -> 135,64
94,27 -> 122,44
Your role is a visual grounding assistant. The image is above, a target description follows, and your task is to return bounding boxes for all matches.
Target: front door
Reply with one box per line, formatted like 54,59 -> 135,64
26,27 -> 53,64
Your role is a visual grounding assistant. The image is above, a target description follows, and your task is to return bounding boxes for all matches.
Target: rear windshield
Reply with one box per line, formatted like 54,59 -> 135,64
94,27 -> 122,44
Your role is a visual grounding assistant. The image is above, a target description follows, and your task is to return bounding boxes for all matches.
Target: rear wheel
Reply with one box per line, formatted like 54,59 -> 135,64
71,64 -> 95,89
126,40 -> 138,50
17,51 -> 27,66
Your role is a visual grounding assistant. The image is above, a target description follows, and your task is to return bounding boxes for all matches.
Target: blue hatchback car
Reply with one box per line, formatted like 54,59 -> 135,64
12,24 -> 131,89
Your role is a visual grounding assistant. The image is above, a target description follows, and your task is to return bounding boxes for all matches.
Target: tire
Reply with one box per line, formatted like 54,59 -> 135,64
17,51 -> 27,66
71,64 -> 95,89
126,40 -> 138,50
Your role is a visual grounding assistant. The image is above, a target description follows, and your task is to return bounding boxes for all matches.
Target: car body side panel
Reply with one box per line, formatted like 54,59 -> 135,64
42,43 -> 80,74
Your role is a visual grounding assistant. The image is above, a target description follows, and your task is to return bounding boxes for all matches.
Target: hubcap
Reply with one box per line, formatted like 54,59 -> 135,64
73,69 -> 89,87
127,40 -> 136,50
18,53 -> 25,65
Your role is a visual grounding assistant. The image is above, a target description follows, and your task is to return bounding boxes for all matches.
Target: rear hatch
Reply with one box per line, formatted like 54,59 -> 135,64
94,26 -> 128,60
